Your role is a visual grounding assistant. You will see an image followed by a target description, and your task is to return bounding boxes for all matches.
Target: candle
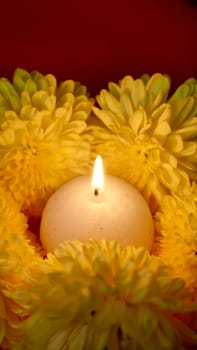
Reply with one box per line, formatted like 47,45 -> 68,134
40,156 -> 154,252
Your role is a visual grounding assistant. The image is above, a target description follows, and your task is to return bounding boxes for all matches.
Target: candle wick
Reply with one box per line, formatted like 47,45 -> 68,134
94,188 -> 99,196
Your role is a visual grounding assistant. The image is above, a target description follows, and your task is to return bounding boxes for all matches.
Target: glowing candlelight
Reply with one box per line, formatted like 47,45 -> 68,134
91,155 -> 104,196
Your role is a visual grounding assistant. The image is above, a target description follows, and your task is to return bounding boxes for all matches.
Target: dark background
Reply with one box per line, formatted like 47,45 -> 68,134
0,0 -> 196,94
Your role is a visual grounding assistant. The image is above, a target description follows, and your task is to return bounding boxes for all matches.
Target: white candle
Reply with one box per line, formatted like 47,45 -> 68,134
40,156 -> 154,252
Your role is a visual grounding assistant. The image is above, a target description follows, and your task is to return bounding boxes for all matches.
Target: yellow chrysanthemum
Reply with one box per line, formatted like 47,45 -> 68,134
14,240 -> 197,350
0,71 -> 196,349
154,181 -> 197,296
89,74 -> 197,207
0,187 -> 39,349
0,68 -> 94,216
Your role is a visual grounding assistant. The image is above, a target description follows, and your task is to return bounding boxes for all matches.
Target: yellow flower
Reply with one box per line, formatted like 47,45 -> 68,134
0,71 -> 196,349
167,77 -> 197,180
0,68 -> 94,216
15,240 -> 197,350
154,182 -> 197,296
89,74 -> 197,207
0,186 -> 39,349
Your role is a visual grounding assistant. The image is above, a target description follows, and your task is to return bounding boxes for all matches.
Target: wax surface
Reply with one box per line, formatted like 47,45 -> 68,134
40,175 -> 154,252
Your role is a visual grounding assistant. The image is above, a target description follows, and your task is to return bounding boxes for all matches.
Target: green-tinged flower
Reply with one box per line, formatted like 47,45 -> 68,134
0,68 -> 94,216
0,186 -> 40,349
89,74 -> 197,207
14,240 -> 197,350
167,77 -> 197,180
154,182 -> 197,297
0,71 -> 197,349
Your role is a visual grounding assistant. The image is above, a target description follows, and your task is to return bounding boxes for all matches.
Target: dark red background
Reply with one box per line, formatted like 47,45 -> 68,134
0,0 -> 196,94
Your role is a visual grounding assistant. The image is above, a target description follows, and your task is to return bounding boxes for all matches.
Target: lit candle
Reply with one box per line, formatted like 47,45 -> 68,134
40,156 -> 154,252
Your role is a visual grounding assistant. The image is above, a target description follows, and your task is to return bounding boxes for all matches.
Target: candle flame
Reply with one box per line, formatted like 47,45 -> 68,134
92,155 -> 104,196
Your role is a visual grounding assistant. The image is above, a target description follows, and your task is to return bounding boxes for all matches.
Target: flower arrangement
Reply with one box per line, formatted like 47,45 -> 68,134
0,68 -> 196,350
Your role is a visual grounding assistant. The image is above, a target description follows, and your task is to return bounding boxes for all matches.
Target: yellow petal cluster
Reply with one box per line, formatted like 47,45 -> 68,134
89,74 -> 197,207
154,182 -> 197,296
14,240 -> 197,350
0,186 -> 39,349
0,70 -> 196,349
0,68 -> 94,216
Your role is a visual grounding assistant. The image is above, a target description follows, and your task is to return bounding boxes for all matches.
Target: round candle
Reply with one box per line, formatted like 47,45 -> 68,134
40,156 -> 154,252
